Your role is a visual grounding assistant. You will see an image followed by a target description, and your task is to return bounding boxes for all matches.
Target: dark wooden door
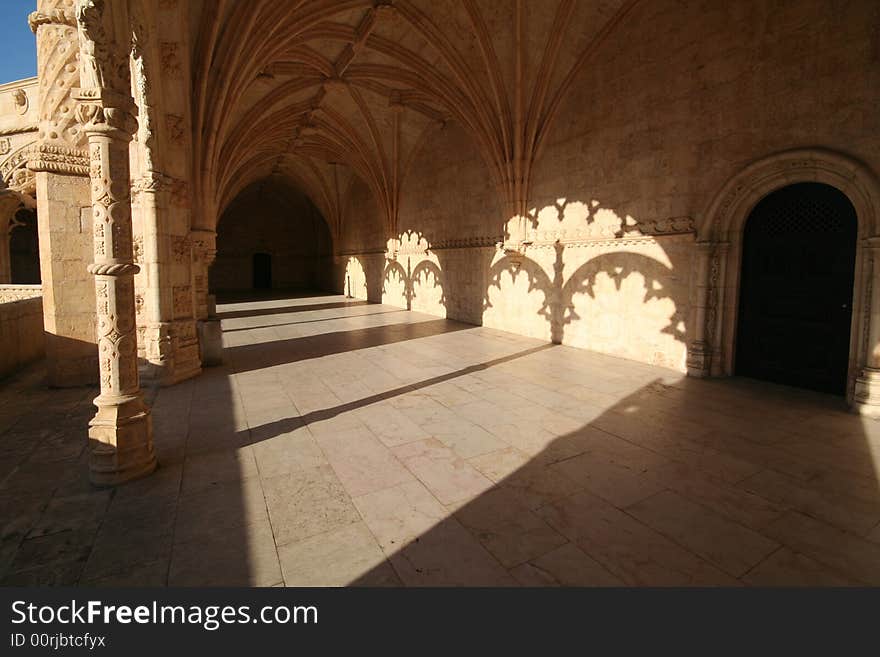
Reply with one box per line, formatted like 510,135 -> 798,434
252,252 -> 272,289
735,182 -> 857,395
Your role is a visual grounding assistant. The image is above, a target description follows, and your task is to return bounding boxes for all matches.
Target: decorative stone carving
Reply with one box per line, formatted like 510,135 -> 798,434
171,235 -> 190,263
172,285 -> 192,318
28,0 -> 88,169
75,0 -> 155,486
12,89 -> 28,115
0,139 -> 9,155
160,42 -> 181,78
132,171 -> 189,207
165,114 -> 184,145
27,143 -> 89,175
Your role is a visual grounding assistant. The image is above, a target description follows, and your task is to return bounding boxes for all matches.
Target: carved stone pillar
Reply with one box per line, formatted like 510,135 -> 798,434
75,0 -> 155,485
854,237 -> 880,417
76,89 -> 155,484
686,241 -> 714,377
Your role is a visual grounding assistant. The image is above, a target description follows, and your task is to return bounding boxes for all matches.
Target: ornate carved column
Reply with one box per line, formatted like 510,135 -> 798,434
686,241 -> 714,377
854,237 -> 880,417
75,0 -> 155,485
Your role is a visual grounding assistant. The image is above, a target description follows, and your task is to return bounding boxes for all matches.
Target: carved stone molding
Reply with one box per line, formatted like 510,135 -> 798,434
28,7 -> 77,32
26,142 -> 89,175
0,125 -> 38,137
131,171 -> 189,207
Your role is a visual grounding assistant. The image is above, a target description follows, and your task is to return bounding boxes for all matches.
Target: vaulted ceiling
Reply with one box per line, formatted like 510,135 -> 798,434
190,0 -> 639,239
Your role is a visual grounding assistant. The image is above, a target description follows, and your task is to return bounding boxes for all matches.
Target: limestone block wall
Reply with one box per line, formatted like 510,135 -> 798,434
333,0 -> 879,374
0,295 -> 45,379
35,173 -> 97,386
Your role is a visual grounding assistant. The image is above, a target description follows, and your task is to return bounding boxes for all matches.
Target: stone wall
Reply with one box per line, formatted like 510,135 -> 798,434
0,294 -> 44,379
331,0 -> 880,374
210,182 -> 333,292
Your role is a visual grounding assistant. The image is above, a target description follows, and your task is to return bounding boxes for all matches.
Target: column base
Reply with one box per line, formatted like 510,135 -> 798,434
88,394 -> 156,486
853,368 -> 880,418
198,318 -> 223,367
686,342 -> 711,378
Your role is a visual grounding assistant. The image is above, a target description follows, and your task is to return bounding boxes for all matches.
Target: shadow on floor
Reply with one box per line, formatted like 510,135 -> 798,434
1,292 -> 878,586
216,300 -> 370,320
224,318 -> 473,374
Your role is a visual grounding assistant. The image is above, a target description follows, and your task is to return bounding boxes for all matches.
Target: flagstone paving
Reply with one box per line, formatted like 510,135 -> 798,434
2,293 -> 880,586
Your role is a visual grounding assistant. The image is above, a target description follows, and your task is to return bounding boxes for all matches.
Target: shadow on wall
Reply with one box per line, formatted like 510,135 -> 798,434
349,196 -> 693,373
483,196 -> 692,371
382,232 -> 447,316
343,254 -> 385,303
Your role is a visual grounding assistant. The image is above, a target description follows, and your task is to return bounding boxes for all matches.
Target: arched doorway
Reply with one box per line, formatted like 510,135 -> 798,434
735,182 -> 857,394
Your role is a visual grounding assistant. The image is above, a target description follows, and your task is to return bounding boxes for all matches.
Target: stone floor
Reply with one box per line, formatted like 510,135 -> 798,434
2,292 -> 880,586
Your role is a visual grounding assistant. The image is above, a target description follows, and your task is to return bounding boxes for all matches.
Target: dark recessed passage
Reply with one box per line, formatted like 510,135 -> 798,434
736,182 -> 857,395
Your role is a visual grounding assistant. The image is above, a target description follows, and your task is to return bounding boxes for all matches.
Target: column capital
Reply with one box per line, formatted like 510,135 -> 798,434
74,91 -> 138,140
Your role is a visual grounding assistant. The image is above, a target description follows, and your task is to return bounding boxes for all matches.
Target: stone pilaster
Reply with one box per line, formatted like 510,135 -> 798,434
686,241 -> 714,377
854,237 -> 880,417
190,228 -> 216,321
191,228 -> 222,366
75,0 -> 155,485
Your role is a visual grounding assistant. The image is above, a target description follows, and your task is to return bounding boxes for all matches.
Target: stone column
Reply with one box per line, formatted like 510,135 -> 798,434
686,241 -> 714,377
75,0 -> 155,485
854,237 -> 880,417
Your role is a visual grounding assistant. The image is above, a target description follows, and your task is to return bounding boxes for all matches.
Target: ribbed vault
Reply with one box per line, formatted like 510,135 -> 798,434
191,0 -> 640,243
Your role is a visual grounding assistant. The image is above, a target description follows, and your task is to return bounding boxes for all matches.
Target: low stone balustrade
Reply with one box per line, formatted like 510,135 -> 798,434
0,285 -> 44,379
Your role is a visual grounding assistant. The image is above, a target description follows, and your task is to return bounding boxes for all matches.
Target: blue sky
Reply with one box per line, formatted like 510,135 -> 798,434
0,1 -> 37,84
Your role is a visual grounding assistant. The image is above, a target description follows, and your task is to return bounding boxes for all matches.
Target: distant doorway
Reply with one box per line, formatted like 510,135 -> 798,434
253,252 -> 272,289
735,182 -> 857,395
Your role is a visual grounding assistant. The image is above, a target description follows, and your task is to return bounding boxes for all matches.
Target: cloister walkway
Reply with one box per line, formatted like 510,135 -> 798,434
2,293 -> 880,586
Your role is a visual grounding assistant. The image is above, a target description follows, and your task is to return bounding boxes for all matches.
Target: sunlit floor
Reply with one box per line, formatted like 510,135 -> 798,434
2,292 -> 880,586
